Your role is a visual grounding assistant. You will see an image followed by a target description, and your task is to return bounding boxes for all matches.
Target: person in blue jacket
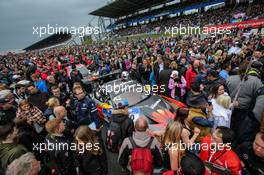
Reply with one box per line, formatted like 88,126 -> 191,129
31,73 -> 48,94
98,61 -> 110,76
73,85 -> 102,130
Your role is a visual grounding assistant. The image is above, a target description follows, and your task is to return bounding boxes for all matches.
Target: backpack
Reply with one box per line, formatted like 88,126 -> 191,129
129,137 -> 154,175
105,118 -> 123,153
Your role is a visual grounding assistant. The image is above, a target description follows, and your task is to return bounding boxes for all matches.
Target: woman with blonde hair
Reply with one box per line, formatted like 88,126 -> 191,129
211,94 -> 232,132
74,125 -> 107,175
170,61 -> 178,70
162,121 -> 183,171
44,97 -> 60,120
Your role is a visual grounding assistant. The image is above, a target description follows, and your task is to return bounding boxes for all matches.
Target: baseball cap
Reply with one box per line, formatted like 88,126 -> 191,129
0,90 -> 11,103
207,68 -> 218,77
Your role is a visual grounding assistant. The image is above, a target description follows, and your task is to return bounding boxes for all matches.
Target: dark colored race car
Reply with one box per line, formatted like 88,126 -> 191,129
93,79 -> 186,131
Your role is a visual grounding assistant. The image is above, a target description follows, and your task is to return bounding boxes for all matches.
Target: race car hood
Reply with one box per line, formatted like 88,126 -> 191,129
128,95 -> 179,131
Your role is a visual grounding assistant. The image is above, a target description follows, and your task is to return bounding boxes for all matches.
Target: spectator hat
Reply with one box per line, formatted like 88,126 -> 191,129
170,70 -> 179,78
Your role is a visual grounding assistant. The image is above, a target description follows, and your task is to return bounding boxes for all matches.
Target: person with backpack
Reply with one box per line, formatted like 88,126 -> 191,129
118,116 -> 163,175
105,107 -> 134,153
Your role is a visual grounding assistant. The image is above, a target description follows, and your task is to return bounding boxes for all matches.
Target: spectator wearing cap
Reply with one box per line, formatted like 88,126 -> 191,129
11,75 -> 22,83
13,83 -> 28,105
0,89 -> 16,123
168,70 -> 186,101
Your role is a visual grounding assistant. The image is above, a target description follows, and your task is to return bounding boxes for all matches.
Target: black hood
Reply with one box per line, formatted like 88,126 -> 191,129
186,92 -> 207,108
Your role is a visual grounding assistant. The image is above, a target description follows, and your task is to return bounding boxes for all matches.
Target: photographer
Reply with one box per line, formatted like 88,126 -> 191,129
200,126 -> 241,175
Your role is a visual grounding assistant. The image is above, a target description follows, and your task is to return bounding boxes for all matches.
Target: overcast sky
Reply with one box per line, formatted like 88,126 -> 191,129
0,0 -> 108,52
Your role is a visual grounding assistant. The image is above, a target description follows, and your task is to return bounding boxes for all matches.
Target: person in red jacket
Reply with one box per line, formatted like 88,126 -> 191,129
185,60 -> 200,90
200,126 -> 242,175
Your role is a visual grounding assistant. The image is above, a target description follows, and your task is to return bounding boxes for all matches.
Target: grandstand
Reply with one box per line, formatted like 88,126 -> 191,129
90,0 -> 225,32
23,33 -> 72,51
90,0 -> 264,38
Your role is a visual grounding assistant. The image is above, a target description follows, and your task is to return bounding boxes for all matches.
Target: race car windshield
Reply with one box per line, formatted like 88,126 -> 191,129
112,91 -> 148,107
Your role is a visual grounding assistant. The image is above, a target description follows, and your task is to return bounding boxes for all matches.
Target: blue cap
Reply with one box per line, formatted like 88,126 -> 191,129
117,99 -> 129,108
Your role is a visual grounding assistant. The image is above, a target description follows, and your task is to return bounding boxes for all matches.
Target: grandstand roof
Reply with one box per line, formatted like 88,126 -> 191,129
24,33 -> 71,51
90,0 -> 170,18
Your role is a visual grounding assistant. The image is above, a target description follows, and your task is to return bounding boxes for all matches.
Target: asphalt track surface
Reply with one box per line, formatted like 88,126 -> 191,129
101,123 -> 125,175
